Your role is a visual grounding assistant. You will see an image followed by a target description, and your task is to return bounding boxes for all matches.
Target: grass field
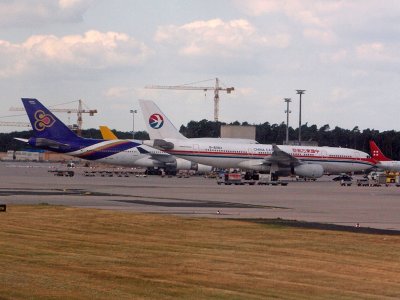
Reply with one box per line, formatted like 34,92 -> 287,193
0,205 -> 399,299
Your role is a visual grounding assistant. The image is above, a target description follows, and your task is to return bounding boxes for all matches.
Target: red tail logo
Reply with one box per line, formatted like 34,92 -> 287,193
369,140 -> 391,161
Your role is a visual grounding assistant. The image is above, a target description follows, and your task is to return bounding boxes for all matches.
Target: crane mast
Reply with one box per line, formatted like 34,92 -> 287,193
145,78 -> 234,122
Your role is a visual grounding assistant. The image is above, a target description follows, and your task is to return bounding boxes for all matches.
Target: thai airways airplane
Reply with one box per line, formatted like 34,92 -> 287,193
369,140 -> 400,172
139,100 -> 376,179
16,98 -> 211,172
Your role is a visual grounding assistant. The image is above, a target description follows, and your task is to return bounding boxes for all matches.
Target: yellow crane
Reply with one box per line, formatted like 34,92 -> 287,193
145,78 -> 234,122
9,99 -> 97,136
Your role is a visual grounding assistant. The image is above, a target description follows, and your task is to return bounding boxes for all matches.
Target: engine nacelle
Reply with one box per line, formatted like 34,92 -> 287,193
175,158 -> 194,170
173,159 -> 212,173
133,157 -> 163,168
294,164 -> 324,178
196,164 -> 213,173
237,160 -> 270,171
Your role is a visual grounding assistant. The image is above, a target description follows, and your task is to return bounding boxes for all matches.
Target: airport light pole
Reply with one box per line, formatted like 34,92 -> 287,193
130,109 -> 137,139
296,90 -> 306,145
284,98 -> 291,144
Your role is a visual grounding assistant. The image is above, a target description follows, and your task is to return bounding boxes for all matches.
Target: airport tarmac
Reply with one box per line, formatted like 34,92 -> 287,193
1,162 -> 400,231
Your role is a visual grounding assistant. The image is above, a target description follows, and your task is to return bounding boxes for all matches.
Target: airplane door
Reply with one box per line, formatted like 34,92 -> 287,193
193,144 -> 199,154
247,148 -> 254,158
353,151 -> 360,161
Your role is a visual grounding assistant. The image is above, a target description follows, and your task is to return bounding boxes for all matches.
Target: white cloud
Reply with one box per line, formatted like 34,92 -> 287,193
0,0 -> 92,26
0,31 -> 153,78
356,43 -> 388,61
353,42 -> 400,70
105,86 -> 135,98
235,0 -> 340,26
154,18 -> 290,58
303,28 -> 336,45
234,87 -> 256,97
320,49 -> 347,63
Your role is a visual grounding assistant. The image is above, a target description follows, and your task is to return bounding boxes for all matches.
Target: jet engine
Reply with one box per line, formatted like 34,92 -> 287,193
293,164 -> 324,178
174,159 -> 212,173
195,164 -> 213,173
237,160 -> 270,171
174,158 -> 194,170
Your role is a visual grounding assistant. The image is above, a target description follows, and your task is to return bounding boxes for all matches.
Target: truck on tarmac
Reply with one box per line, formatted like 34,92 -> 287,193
217,172 -> 288,186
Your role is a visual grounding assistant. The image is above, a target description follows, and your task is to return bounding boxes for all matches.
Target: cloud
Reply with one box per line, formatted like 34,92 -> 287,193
352,42 -> 400,72
154,18 -> 290,58
356,43 -> 389,61
0,0 -> 92,26
234,0 -> 340,26
320,49 -> 348,63
0,30 -> 153,78
105,86 -> 135,98
303,28 -> 336,45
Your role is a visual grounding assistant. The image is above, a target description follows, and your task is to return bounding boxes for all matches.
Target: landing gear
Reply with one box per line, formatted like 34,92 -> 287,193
271,173 -> 279,181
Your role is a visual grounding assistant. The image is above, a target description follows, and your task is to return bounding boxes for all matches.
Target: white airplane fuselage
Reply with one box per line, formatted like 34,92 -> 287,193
156,139 -> 375,174
49,139 -> 209,172
376,161 -> 400,172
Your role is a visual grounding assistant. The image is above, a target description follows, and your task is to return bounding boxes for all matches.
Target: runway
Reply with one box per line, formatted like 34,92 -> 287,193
1,162 -> 400,230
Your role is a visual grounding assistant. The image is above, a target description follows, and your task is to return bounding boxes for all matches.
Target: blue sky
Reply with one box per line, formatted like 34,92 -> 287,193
1,0 -> 400,133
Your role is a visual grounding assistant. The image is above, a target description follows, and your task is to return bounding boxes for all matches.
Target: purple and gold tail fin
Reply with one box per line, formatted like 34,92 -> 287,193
21,98 -> 79,141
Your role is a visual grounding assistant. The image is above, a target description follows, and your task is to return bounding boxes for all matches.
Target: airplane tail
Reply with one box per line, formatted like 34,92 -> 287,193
138,99 -> 187,140
99,126 -> 118,140
369,140 -> 391,161
22,98 -> 81,141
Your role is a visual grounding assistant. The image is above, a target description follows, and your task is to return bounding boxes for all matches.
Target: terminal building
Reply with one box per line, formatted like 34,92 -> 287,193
220,125 -> 256,140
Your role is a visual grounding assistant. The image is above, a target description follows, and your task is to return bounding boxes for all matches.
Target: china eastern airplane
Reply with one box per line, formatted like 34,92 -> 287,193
16,98 -> 211,172
369,140 -> 400,172
139,100 -> 376,179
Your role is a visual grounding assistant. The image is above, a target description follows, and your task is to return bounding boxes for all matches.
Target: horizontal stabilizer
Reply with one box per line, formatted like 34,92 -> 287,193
33,138 -> 70,149
14,138 -> 29,143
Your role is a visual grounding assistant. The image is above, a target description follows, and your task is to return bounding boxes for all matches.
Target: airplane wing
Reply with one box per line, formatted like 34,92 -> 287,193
137,146 -> 175,163
263,144 -> 301,167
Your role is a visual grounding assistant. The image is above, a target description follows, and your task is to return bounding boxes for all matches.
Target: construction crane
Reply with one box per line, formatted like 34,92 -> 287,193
0,121 -> 30,128
145,78 -> 234,122
9,99 -> 97,136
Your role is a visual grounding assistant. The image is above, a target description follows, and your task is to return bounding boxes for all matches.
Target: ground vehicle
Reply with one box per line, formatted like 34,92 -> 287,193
217,172 -> 242,185
332,174 -> 353,182
258,174 -> 288,186
48,170 -> 74,177
217,172 -> 288,186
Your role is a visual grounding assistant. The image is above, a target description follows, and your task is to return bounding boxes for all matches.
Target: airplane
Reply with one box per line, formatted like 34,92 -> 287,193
98,125 -> 212,173
16,98 -> 212,173
139,99 -> 376,179
369,140 -> 400,172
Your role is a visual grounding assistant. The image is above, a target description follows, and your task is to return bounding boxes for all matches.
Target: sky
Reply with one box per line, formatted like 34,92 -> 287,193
0,0 -> 400,133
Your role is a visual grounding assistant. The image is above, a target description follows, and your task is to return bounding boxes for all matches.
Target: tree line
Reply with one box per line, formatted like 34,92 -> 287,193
1,121 -> 400,159
180,120 -> 400,160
